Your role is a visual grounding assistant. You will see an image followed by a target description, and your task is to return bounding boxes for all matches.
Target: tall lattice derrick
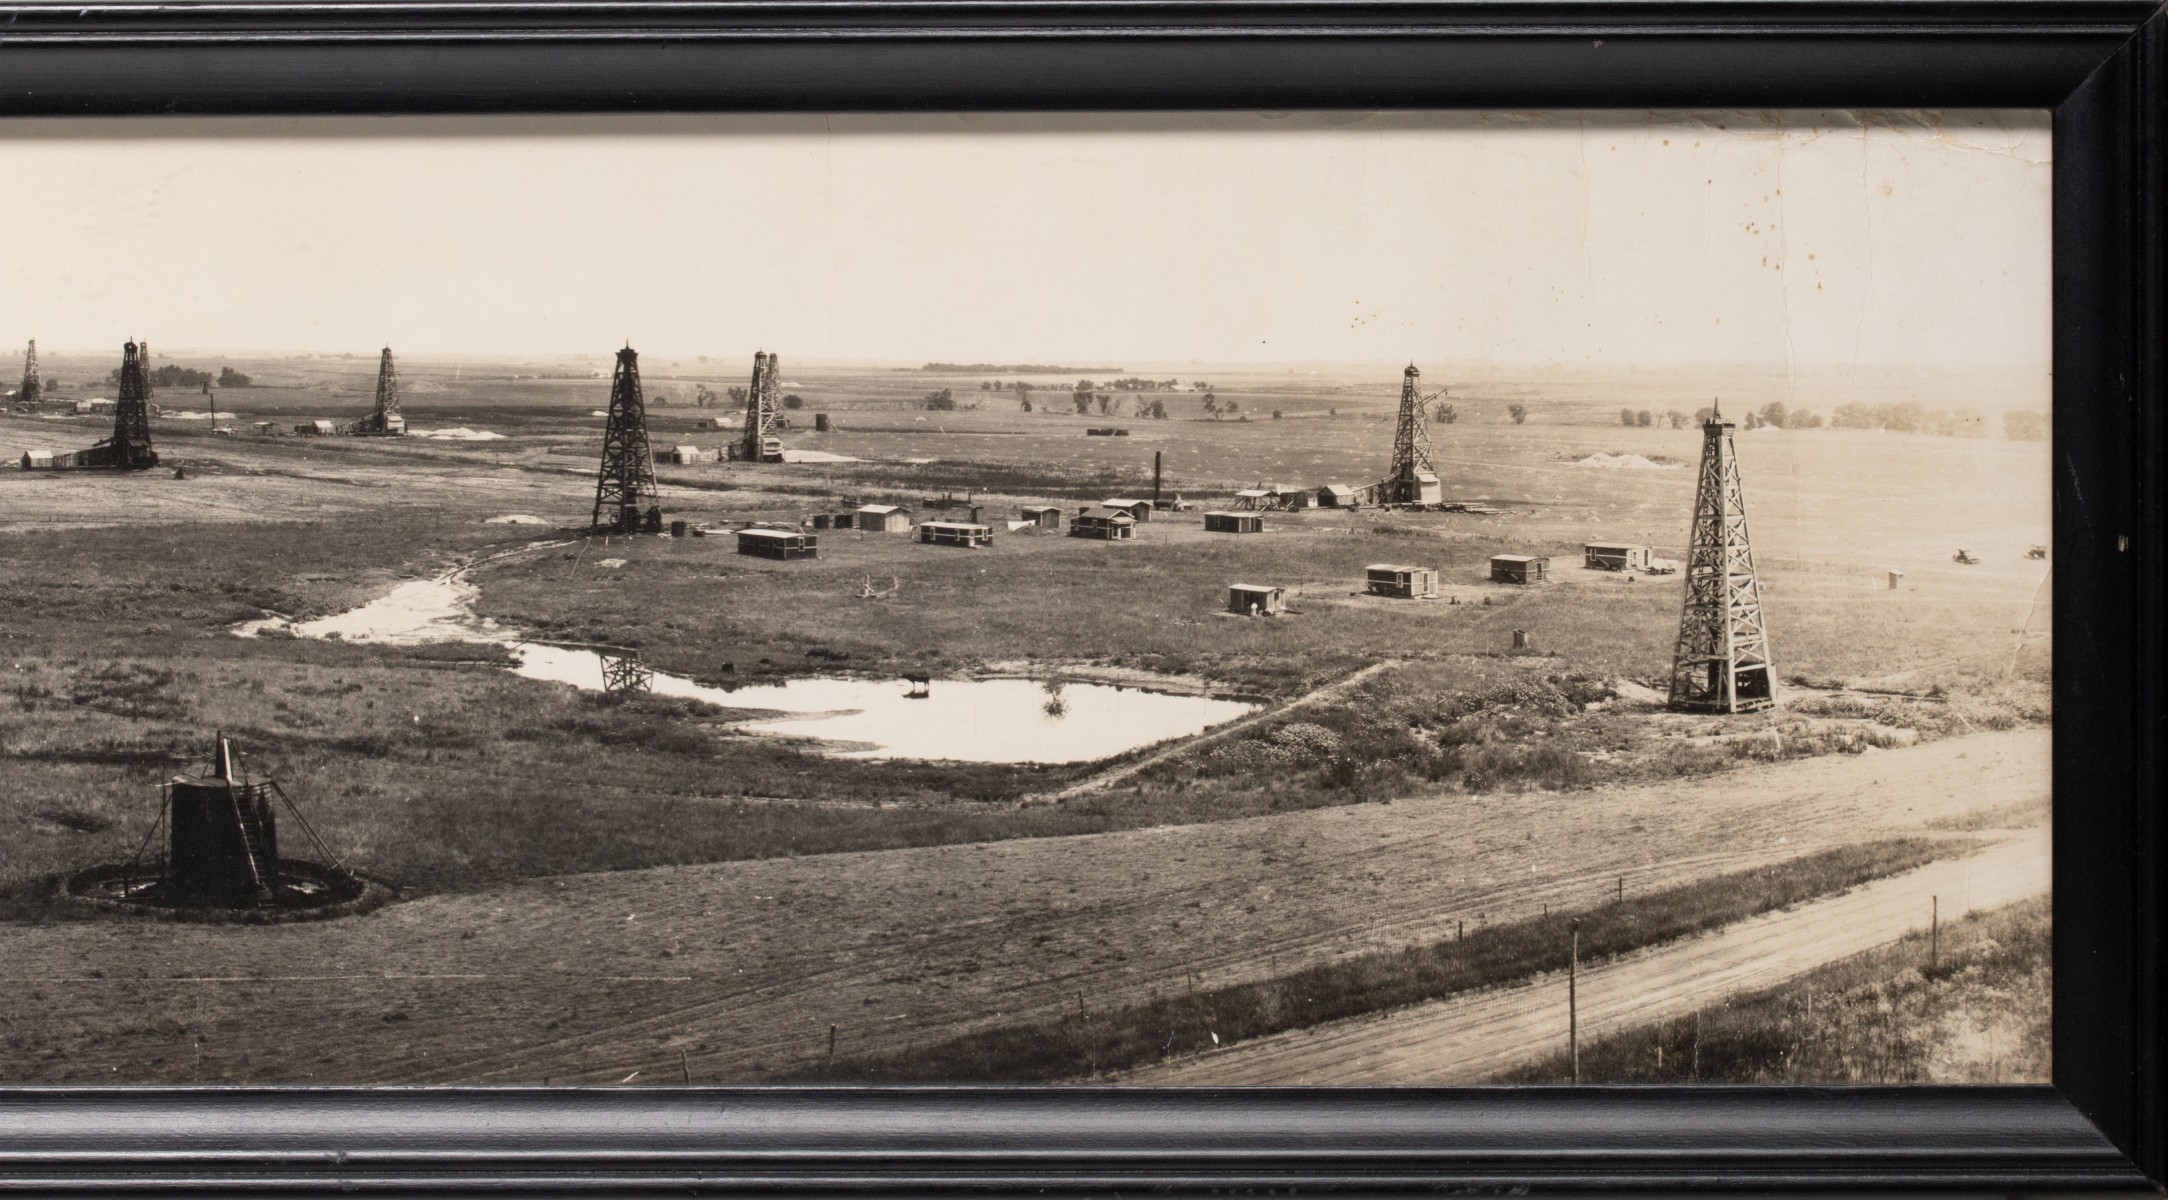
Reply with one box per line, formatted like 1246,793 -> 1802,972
18,340 -> 39,405
139,341 -> 153,403
361,347 -> 404,434
1668,402 -> 1776,713
739,350 -> 784,463
1369,363 -> 1441,505
591,345 -> 661,533
102,341 -> 158,469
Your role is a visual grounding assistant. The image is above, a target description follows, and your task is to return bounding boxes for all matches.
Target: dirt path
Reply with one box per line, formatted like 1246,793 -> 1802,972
0,729 -> 2047,1085
1040,659 -> 1402,800
1122,828 -> 2050,1084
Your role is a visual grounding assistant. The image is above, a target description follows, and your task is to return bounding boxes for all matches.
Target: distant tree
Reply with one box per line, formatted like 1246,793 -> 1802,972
1272,409 -> 1284,420
1015,381 -> 1034,407
1694,406 -> 1717,425
1328,407 -> 1338,418
2003,409 -> 2048,441
1743,412 -> 1762,430
1146,399 -> 1167,419
1757,401 -> 1788,429
1224,399 -> 1240,415
923,389 -> 957,411
1621,408 -> 1638,426
1203,393 -> 1220,417
693,384 -> 717,408
1432,402 -> 1457,424
1663,410 -> 1688,428
1073,392 -> 1092,415
1020,399 -> 1033,412
1636,410 -> 1653,427
1830,402 -> 1875,429
782,394 -> 805,410
1791,408 -> 1823,428
727,386 -> 749,404
980,381 -> 993,391
217,367 -> 251,388
1874,401 -> 1925,433
1507,403 -> 1528,425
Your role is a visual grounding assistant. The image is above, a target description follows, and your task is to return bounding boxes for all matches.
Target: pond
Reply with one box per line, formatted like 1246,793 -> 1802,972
240,574 -> 1258,764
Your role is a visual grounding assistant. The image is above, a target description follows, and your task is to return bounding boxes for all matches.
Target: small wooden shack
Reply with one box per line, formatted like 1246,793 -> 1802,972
1489,554 -> 1550,584
1366,564 -> 1441,599
1409,472 -> 1443,505
1102,498 -> 1153,523
1204,511 -> 1265,534
293,419 -> 340,436
1070,513 -> 1136,541
1583,542 -> 1653,571
664,445 -> 708,465
1020,506 -> 1064,529
737,528 -> 820,560
1227,584 -> 1287,616
1317,484 -> 1357,508
854,504 -> 914,533
919,520 -> 994,548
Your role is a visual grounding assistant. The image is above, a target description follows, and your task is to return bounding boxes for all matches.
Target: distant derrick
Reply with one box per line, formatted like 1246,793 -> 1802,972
1668,402 -> 1776,713
1352,364 -> 1444,506
139,341 -> 153,403
591,345 -> 662,533
739,350 -> 785,463
18,339 -> 40,406
350,347 -> 407,435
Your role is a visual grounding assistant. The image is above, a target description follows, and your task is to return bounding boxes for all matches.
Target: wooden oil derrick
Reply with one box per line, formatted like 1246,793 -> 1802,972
59,341 -> 160,470
17,339 -> 39,406
139,341 -> 153,403
1357,364 -> 1444,506
591,345 -> 662,533
1668,401 -> 1776,712
352,346 -> 406,435
739,350 -> 785,463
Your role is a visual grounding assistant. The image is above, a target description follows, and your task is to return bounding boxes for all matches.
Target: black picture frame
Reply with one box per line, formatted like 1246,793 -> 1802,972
0,2 -> 2160,1192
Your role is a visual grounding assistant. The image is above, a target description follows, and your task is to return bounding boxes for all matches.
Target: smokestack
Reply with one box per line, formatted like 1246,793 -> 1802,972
1154,451 -> 1163,503
213,734 -> 234,781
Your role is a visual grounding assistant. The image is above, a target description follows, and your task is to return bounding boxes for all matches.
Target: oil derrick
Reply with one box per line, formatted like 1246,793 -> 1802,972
591,344 -> 662,533
351,346 -> 406,435
739,350 -> 784,463
1668,401 -> 1776,713
139,341 -> 153,403
64,341 -> 160,470
18,339 -> 40,406
1366,364 -> 1442,506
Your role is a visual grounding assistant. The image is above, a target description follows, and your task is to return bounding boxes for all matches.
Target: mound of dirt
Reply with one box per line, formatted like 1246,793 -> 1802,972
1572,452 -> 1679,471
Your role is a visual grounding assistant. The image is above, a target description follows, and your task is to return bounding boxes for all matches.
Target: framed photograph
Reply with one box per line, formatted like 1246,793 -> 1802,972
0,1 -> 2160,1193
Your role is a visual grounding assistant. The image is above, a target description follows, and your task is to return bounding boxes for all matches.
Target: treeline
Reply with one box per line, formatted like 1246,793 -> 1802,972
105,364 -> 251,388
1618,401 -> 2048,441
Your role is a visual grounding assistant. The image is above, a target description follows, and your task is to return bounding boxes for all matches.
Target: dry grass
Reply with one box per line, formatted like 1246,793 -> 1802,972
1494,894 -> 2050,1084
815,838 -> 1960,1083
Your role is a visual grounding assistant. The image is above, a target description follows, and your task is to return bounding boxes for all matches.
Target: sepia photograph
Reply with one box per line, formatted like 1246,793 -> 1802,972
0,110 -> 2052,1087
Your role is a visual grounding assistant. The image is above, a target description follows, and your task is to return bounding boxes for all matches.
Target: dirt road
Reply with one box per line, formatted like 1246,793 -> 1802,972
0,728 -> 2047,1084
1123,828 -> 2049,1084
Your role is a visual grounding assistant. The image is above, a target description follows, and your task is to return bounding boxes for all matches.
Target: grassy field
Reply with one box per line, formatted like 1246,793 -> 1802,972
0,354 -> 2054,1084
821,838 -> 1961,1082
1495,894 -> 2051,1084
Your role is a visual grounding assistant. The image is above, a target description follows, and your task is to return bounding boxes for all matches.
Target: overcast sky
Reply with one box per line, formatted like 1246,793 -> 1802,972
0,110 -> 2048,368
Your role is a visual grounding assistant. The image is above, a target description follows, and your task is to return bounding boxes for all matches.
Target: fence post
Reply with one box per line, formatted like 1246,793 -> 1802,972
1569,919 -> 1581,1084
